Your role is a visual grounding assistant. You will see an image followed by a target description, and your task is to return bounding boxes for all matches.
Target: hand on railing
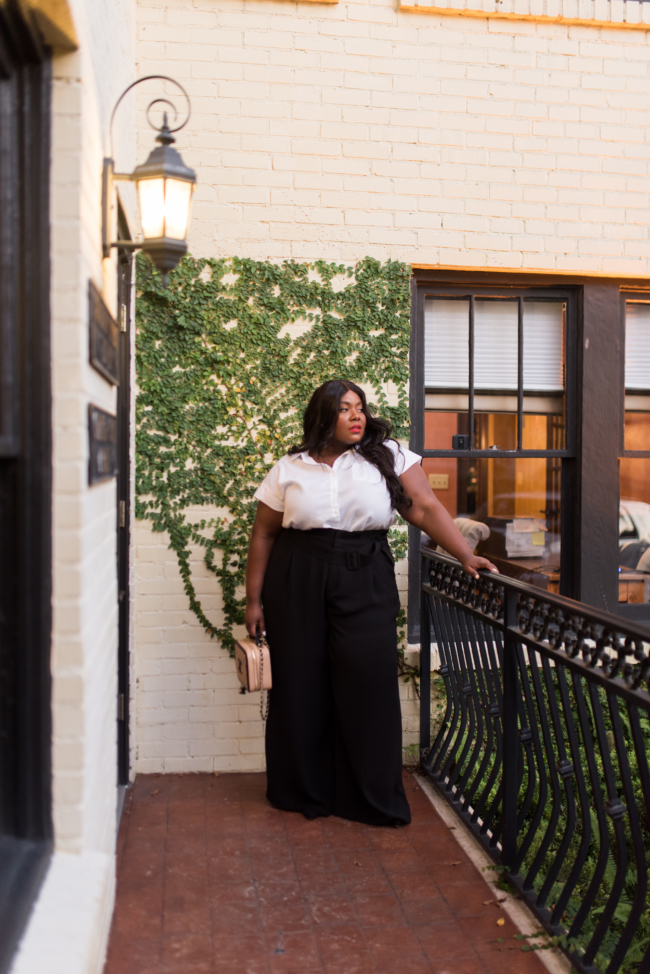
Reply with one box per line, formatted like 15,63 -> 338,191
461,553 -> 499,579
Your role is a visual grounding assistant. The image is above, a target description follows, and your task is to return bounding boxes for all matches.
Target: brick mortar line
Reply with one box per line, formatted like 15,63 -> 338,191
415,774 -> 572,974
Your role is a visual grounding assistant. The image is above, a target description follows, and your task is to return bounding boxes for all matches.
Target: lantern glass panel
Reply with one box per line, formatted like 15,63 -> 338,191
138,177 -> 165,239
164,178 -> 193,240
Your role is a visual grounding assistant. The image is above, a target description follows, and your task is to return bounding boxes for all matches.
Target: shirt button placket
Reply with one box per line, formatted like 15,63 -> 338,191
331,465 -> 339,527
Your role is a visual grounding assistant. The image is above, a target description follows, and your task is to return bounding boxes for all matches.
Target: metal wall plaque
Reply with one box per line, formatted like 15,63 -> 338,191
88,404 -> 117,484
89,280 -> 119,385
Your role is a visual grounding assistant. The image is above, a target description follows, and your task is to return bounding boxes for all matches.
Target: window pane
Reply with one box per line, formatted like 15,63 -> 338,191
424,410 -> 458,451
523,412 -> 565,451
618,459 -> 650,605
421,456 -> 561,591
475,300 -> 518,390
523,301 -> 565,448
625,408 -> 650,452
424,298 -> 468,390
523,301 -> 564,392
624,302 -> 650,450
625,303 -> 650,392
474,412 -> 517,450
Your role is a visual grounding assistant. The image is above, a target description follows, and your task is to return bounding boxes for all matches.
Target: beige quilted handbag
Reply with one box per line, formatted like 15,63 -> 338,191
234,634 -> 271,719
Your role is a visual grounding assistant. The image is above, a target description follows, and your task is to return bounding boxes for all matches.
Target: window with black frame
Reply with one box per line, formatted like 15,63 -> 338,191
411,286 -> 575,603
618,294 -> 650,613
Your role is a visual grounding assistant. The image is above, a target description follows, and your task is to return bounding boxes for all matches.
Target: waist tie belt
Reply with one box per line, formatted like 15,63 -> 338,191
287,531 -> 389,572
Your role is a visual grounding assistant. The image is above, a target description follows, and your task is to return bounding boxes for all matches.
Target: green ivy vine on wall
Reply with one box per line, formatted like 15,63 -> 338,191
135,254 -> 414,675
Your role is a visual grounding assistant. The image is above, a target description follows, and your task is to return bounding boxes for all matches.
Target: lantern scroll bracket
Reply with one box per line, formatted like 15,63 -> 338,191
102,76 -> 195,282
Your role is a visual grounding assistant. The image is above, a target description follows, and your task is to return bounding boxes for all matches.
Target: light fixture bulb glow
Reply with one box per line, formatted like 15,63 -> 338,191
138,178 -> 165,239
164,178 -> 193,240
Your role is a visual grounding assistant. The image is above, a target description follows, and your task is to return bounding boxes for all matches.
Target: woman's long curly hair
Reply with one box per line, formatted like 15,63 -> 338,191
289,379 -> 412,511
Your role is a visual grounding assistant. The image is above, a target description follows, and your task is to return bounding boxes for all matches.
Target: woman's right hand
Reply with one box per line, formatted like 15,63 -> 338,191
245,601 -> 266,639
245,502 -> 283,639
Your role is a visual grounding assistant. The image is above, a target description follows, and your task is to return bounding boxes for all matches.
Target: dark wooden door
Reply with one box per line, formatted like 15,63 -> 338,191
0,6 -> 53,971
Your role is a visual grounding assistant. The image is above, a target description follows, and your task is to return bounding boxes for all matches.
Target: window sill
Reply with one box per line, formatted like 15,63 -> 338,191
8,850 -> 114,974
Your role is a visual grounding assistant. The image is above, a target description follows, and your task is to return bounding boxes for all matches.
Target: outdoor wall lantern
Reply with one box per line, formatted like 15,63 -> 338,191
102,75 -> 196,282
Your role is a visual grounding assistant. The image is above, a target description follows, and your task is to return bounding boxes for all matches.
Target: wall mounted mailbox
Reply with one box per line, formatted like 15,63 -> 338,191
88,404 -> 117,484
89,280 -> 119,385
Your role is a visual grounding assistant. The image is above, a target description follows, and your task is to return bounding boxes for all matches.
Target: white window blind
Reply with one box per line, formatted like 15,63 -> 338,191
424,298 -> 564,392
424,299 -> 469,389
625,303 -> 650,391
523,302 -> 564,392
475,301 -> 517,390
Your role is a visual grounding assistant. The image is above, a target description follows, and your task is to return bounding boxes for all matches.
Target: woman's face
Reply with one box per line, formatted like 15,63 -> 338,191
333,390 -> 366,446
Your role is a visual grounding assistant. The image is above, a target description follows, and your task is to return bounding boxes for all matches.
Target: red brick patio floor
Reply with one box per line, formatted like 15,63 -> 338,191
104,771 -> 548,974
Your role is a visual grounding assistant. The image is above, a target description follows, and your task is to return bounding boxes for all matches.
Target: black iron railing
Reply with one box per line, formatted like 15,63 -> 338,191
419,547 -> 650,974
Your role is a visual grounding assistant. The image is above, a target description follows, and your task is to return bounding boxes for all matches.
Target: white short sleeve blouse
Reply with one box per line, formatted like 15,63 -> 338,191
253,440 -> 422,532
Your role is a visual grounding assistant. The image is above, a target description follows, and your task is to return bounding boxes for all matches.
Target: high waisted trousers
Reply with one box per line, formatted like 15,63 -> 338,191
261,527 -> 411,827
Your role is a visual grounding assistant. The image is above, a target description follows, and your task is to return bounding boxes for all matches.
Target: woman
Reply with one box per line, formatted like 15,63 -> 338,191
245,380 -> 497,827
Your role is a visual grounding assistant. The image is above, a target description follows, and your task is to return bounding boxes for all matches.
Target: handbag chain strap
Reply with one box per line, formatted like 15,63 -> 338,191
256,630 -> 270,722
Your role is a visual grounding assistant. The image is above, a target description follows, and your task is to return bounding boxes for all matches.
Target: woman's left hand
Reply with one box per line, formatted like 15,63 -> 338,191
461,554 -> 499,578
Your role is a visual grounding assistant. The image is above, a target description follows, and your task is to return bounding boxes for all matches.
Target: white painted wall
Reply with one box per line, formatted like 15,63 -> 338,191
136,0 -> 650,272
132,0 -> 650,775
50,0 -> 136,863
10,1 -> 136,972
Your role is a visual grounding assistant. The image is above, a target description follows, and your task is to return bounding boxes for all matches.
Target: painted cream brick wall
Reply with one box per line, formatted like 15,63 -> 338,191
136,0 -> 650,272
133,0 -> 650,773
51,0 -> 135,858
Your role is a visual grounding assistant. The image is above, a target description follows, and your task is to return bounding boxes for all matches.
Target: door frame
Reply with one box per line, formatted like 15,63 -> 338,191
116,207 -> 132,788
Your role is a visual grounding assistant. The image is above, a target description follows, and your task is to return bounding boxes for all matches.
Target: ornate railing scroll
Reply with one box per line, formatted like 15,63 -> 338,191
419,547 -> 650,974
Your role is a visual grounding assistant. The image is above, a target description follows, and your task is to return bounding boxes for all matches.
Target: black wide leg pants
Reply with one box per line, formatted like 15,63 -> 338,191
261,528 -> 411,827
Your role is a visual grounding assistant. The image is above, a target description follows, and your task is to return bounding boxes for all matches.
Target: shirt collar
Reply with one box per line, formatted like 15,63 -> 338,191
295,449 -> 356,468
296,451 -> 318,466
